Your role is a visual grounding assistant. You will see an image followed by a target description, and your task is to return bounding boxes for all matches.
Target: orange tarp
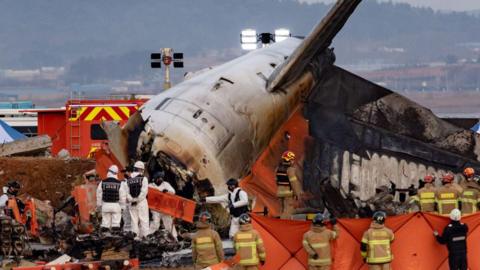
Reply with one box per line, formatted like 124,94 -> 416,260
247,213 -> 480,270
71,183 -> 97,233
147,187 -> 196,223
240,108 -> 310,217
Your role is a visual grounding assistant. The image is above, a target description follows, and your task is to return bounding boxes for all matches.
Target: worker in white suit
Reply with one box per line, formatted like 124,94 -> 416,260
96,165 -> 126,234
204,178 -> 249,238
149,171 -> 178,239
126,161 -> 149,239
121,165 -> 133,232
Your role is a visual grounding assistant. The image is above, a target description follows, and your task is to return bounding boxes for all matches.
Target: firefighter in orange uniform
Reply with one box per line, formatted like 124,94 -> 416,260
436,174 -> 461,216
408,175 -> 437,213
276,150 -> 303,219
460,167 -> 480,215
303,213 -> 339,270
191,212 -> 224,269
233,213 -> 266,270
361,211 -> 394,270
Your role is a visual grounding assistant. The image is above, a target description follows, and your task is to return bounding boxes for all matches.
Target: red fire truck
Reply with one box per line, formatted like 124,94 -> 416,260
29,96 -> 148,157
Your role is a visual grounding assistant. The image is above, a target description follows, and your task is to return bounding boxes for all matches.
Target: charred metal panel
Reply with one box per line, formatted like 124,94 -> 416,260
305,65 -> 480,211
307,65 -> 480,163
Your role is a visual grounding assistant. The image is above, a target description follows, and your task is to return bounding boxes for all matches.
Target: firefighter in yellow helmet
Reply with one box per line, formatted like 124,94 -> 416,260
233,213 -> 266,270
408,175 -> 437,213
191,212 -> 224,269
436,174 -> 461,216
460,167 -> 480,215
303,213 -> 339,270
361,211 -> 394,270
276,150 -> 303,219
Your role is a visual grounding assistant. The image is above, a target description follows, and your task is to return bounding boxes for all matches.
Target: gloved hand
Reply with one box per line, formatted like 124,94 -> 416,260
228,201 -> 234,209
199,197 -> 206,203
363,257 -> 367,263
330,217 -> 337,225
162,189 -> 168,193
433,230 -> 439,236
313,254 -> 319,260
260,260 -> 265,266
131,201 -> 137,206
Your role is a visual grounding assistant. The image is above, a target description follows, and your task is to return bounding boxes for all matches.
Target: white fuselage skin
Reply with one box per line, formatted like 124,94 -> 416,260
140,38 -> 312,194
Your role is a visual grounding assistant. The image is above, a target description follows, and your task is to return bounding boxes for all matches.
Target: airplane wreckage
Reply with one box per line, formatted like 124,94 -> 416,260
103,0 -> 480,218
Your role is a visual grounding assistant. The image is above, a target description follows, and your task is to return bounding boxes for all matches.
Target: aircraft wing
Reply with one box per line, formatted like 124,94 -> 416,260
267,0 -> 362,92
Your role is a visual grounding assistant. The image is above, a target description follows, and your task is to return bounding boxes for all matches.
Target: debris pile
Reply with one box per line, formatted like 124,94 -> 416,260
0,157 -> 95,206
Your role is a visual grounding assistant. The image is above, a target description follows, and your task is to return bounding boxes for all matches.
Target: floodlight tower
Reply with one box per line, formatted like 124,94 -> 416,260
150,48 -> 184,90
240,28 -> 292,50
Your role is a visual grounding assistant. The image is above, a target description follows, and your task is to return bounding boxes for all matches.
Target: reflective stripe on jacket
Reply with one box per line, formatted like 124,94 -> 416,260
436,185 -> 460,216
276,162 -> 294,197
234,224 -> 266,266
361,223 -> 394,264
302,225 -> 339,266
192,222 -> 224,267
460,182 -> 480,214
417,185 -> 436,212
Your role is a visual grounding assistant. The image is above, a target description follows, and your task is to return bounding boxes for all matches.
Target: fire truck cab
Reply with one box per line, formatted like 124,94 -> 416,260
30,96 -> 148,157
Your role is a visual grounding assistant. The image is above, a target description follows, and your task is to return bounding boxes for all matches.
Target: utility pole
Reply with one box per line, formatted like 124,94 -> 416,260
162,48 -> 173,90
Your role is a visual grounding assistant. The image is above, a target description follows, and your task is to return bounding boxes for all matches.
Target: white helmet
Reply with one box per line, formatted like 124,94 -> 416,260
450,208 -> 461,221
108,165 -> 119,175
134,161 -> 145,170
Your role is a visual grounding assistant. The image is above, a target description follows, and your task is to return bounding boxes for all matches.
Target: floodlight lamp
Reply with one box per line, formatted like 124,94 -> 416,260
241,29 -> 258,44
275,28 -> 291,42
241,43 -> 258,50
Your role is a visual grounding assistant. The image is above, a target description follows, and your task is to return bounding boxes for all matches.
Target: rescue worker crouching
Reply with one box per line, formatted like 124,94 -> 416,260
276,150 -> 303,219
149,171 -> 178,239
127,161 -> 150,239
434,209 -> 468,270
436,174 -> 461,216
233,213 -> 266,270
460,167 -> 480,215
408,175 -> 437,213
191,211 -> 224,269
303,213 -> 339,270
204,178 -> 249,239
96,165 -> 126,234
361,211 -> 394,270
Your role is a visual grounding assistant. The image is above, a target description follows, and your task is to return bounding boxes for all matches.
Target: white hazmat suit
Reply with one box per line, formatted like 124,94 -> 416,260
149,180 -> 177,238
127,171 -> 149,239
96,167 -> 126,230
206,187 -> 249,238
120,180 -> 131,232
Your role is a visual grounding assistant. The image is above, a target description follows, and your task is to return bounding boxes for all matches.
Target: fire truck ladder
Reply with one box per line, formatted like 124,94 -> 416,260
69,92 -> 82,156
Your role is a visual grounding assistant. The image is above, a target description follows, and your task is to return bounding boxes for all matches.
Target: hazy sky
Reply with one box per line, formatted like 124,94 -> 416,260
299,0 -> 480,11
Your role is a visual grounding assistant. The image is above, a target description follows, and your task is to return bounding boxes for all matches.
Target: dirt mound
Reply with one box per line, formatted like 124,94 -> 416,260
0,157 -> 95,206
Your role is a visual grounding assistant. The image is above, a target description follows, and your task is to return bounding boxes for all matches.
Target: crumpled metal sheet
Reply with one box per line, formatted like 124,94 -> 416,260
307,65 -> 480,166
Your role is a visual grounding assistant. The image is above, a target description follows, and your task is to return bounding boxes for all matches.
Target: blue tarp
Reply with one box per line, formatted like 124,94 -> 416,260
0,119 -> 26,143
472,122 -> 480,134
